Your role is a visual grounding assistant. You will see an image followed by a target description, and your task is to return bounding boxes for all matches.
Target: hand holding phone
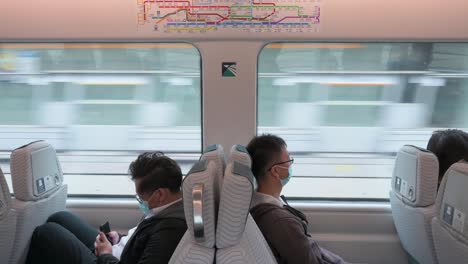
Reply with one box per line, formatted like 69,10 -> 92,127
99,221 -> 113,245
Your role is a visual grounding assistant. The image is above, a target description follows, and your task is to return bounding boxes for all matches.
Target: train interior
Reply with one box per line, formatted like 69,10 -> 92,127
1,0 -> 468,263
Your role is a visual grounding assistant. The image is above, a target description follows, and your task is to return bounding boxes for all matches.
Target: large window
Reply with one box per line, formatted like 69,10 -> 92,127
0,43 -> 201,195
258,43 -> 468,199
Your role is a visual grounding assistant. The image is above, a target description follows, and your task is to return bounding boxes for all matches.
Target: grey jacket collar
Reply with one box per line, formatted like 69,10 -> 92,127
251,192 -> 283,208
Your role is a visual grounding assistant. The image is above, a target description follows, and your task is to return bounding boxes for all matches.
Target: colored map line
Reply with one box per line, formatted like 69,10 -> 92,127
195,14 -> 316,25
145,0 -> 231,24
143,0 -> 230,21
230,5 -> 312,17
167,22 -> 310,26
153,9 -> 228,24
163,21 -> 310,32
166,26 -> 217,31
152,5 -> 318,23
144,0 -> 231,11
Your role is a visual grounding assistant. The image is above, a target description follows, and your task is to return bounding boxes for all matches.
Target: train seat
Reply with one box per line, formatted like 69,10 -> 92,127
432,161 -> 468,263
169,159 -> 218,264
9,141 -> 68,264
0,166 -> 17,264
228,144 -> 252,168
199,144 -> 226,212
215,144 -> 276,263
389,145 -> 439,264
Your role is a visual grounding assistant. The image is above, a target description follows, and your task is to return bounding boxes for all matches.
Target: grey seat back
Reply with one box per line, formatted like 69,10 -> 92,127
215,144 -> 277,263
10,141 -> 67,264
432,162 -> 468,264
169,159 -> 217,264
389,145 -> 439,264
0,166 -> 17,263
199,144 -> 226,213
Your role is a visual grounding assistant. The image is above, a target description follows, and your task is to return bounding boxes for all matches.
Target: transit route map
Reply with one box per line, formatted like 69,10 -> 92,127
137,0 -> 320,33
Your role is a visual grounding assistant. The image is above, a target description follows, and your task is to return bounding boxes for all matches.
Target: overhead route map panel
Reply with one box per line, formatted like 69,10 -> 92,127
137,0 -> 320,33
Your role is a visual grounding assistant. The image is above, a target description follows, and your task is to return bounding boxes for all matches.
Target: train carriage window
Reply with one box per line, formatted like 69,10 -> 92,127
0,43 -> 201,196
0,82 -> 35,124
78,84 -> 137,125
258,43 -> 468,199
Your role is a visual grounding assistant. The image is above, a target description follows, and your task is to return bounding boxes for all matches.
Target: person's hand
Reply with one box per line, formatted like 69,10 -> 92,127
108,231 -> 120,245
94,232 -> 112,256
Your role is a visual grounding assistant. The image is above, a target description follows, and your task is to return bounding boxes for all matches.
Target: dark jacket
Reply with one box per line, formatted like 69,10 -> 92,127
251,202 -> 346,264
98,200 -> 187,264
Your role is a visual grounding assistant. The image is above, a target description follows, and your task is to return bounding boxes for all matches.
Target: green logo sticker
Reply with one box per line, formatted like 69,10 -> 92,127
222,62 -> 237,77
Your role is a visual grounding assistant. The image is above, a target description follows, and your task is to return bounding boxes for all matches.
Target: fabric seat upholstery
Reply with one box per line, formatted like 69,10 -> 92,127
9,141 -> 67,264
199,144 -> 226,212
432,161 -> 468,264
389,145 -> 439,264
0,166 -> 17,264
169,159 -> 217,264
215,144 -> 277,263
170,144 -> 226,264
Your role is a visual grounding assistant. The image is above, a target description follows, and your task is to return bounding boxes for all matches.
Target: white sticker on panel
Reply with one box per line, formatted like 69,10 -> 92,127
401,180 -> 408,197
453,208 -> 466,233
407,186 -> 414,200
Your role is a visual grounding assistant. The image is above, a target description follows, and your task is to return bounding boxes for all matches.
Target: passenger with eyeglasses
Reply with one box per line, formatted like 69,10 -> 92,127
26,152 -> 187,264
247,134 -> 348,264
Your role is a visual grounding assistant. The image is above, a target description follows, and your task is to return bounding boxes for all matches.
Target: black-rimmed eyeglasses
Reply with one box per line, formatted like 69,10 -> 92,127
267,158 -> 294,171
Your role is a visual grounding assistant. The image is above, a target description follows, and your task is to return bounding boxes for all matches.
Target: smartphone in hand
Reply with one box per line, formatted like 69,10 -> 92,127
99,221 -> 113,245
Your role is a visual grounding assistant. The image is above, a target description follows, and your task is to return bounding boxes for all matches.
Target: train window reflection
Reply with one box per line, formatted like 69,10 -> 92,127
0,43 -> 201,195
258,43 -> 468,199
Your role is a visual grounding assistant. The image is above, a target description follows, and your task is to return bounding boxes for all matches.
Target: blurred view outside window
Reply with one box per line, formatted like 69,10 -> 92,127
0,43 -> 201,195
258,43 -> 468,199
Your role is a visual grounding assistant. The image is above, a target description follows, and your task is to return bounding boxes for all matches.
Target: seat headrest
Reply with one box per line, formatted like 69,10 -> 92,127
0,167 -> 11,220
435,162 -> 468,239
10,141 -> 64,201
200,144 -> 226,204
183,160 -> 216,248
392,145 -> 438,207
216,161 -> 254,248
201,144 -> 226,172
230,144 -> 252,168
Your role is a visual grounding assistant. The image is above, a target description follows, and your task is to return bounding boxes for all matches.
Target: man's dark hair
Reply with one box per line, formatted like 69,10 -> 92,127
129,151 -> 182,194
246,134 -> 287,182
427,129 -> 468,181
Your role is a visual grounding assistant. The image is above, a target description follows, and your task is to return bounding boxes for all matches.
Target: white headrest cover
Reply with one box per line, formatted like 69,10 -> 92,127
436,162 -> 468,239
183,160 -> 216,248
200,144 -> 226,206
392,145 -> 438,207
10,141 -> 64,201
216,161 -> 254,248
230,144 -> 252,168
0,167 -> 11,219
201,144 -> 226,172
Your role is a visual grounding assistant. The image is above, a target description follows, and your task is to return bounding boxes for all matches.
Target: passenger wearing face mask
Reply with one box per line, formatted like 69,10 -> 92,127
247,134 -> 347,264
26,152 -> 186,264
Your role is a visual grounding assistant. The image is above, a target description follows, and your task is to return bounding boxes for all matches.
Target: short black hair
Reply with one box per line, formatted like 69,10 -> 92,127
129,151 -> 182,194
246,134 -> 287,182
427,129 -> 468,181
